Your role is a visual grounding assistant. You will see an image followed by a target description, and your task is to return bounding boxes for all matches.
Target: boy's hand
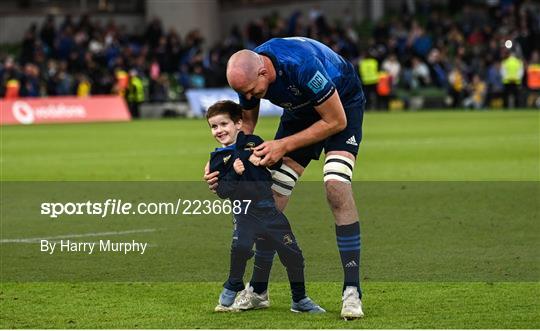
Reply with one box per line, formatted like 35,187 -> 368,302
248,153 -> 262,166
233,158 -> 245,175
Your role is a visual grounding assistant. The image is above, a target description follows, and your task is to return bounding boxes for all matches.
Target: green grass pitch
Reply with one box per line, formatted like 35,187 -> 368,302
1,110 -> 539,328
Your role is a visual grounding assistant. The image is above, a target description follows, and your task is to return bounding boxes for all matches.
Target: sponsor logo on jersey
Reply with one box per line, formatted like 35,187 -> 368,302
281,100 -> 311,111
307,71 -> 328,94
287,85 -> 302,96
280,102 -> 293,109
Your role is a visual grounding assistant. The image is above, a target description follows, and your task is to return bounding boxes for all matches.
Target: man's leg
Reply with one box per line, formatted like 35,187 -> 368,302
324,150 -> 364,319
503,84 -> 511,108
272,157 -> 305,211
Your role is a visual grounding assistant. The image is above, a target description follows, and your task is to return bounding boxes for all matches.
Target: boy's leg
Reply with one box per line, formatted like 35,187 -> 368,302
216,216 -> 256,312
267,211 -> 306,302
249,236 -> 275,295
223,215 -> 255,292
249,156 -> 306,295
228,215 -> 270,311
267,211 -> 324,313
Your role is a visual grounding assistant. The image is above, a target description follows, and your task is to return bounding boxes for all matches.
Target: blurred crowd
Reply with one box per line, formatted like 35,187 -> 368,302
359,0 -> 540,109
1,0 -> 539,113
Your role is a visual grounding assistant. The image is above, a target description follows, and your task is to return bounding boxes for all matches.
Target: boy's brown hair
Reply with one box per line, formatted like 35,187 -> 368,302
206,100 -> 243,123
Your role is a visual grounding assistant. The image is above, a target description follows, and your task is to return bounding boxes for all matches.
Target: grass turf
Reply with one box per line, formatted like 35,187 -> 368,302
1,111 -> 538,181
1,110 -> 539,328
1,282 -> 538,329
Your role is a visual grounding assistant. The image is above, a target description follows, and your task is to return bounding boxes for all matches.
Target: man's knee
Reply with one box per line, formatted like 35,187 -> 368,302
323,152 -> 355,211
325,181 -> 353,211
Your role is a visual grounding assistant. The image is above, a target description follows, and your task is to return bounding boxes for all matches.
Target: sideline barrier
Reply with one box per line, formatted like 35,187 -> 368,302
0,96 -> 131,126
186,88 -> 283,117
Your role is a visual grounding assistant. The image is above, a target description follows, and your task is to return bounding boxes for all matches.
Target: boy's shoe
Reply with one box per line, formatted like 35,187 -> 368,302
231,283 -> 270,310
214,288 -> 238,312
340,286 -> 364,320
290,297 -> 326,313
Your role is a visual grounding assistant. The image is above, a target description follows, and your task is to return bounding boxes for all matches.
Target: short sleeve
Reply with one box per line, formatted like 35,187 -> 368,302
238,92 -> 261,110
297,59 -> 336,106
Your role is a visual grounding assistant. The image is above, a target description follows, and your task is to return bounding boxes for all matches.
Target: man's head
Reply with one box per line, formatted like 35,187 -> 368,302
206,100 -> 243,146
227,50 -> 271,100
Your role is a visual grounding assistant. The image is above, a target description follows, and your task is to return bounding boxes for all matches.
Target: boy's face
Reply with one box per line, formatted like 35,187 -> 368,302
208,114 -> 242,146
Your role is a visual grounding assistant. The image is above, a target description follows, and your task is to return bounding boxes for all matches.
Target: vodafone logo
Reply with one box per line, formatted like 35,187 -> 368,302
12,101 -> 35,124
11,101 -> 87,125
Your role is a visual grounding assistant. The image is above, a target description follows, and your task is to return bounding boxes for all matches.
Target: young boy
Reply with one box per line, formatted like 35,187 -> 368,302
207,100 -> 325,314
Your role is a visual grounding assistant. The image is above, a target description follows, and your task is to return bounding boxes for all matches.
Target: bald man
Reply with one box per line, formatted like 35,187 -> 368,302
205,37 -> 365,319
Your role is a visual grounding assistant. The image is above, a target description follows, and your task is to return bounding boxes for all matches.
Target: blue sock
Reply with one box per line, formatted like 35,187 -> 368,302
336,222 -> 361,297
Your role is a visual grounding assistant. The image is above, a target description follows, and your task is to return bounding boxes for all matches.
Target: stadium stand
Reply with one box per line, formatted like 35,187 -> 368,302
1,0 -> 539,111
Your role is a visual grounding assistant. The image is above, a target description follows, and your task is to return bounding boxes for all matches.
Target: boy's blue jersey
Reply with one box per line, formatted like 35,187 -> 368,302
239,37 -> 364,121
209,132 -> 281,205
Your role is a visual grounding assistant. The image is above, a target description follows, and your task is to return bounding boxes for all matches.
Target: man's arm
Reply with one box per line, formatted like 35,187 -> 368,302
254,91 -> 347,166
281,91 -> 346,152
241,104 -> 260,134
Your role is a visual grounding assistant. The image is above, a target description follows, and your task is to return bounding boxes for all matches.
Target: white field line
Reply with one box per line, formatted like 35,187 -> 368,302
0,228 -> 158,244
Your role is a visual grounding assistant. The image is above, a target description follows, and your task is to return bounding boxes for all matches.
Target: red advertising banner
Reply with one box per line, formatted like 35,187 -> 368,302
0,96 -> 131,125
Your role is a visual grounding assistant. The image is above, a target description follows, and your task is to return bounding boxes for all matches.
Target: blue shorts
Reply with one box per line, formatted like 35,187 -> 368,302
274,96 -> 365,168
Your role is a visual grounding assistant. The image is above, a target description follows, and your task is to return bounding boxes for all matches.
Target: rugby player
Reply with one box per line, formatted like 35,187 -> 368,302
205,37 -> 365,319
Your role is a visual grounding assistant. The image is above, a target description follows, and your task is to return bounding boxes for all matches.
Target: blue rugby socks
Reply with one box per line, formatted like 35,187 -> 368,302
336,222 -> 361,296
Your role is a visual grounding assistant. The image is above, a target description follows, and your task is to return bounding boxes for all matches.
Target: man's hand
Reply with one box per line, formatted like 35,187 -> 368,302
253,139 -> 287,167
203,161 -> 219,193
233,158 -> 245,174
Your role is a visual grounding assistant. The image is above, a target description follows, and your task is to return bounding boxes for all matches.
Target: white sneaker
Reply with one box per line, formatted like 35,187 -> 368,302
341,286 -> 364,320
231,283 -> 270,310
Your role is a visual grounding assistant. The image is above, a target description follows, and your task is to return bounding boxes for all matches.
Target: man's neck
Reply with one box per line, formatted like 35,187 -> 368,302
262,55 -> 276,83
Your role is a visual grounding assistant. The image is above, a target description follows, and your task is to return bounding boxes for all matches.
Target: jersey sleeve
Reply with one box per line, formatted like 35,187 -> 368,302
247,134 -> 264,147
210,151 -> 240,199
297,59 -> 336,106
238,92 -> 261,110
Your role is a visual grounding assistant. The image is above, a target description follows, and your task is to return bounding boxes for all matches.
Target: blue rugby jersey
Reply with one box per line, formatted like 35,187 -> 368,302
209,132 -> 281,204
239,37 -> 364,120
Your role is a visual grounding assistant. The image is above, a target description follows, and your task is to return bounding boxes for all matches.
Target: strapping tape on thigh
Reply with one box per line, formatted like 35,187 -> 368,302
323,155 -> 354,182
